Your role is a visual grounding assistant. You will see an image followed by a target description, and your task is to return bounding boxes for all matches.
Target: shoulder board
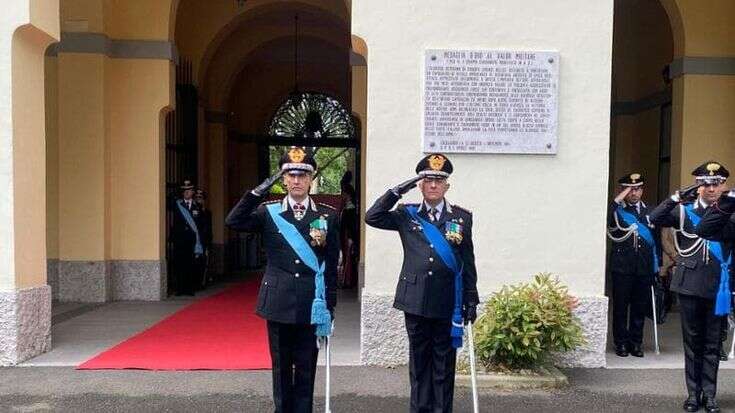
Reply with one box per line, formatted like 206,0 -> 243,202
452,204 -> 472,215
317,202 -> 336,211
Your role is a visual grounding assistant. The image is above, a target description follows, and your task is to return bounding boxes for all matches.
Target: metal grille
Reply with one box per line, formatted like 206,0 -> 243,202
164,57 -> 198,295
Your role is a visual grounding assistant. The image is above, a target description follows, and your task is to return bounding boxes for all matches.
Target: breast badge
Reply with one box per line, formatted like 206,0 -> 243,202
309,215 -> 328,247
444,220 -> 463,245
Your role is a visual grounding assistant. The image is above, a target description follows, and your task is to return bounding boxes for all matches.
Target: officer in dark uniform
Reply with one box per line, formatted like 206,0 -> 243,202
194,189 -> 213,288
607,173 -> 658,358
650,161 -> 732,413
171,180 -> 203,296
225,147 -> 339,413
365,153 -> 478,413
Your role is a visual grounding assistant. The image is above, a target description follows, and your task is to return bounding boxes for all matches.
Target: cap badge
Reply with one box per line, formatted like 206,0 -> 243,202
630,173 -> 640,183
428,155 -> 446,171
707,163 -> 720,176
288,147 -> 306,163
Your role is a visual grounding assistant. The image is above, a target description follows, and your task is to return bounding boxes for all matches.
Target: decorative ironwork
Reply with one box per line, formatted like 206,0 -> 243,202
268,92 -> 355,139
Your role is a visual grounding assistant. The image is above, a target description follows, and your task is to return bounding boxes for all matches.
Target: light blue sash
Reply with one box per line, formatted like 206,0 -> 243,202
266,204 -> 331,337
615,205 -> 659,274
684,204 -> 731,315
176,200 -> 203,255
405,206 -> 465,349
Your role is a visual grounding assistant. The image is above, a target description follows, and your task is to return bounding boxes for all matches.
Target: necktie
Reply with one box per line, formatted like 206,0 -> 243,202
428,207 -> 437,222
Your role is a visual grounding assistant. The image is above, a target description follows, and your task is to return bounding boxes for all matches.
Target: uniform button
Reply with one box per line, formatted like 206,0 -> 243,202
429,257 -> 434,262
428,271 -> 433,275
295,273 -> 300,278
429,244 -> 434,249
295,259 -> 301,264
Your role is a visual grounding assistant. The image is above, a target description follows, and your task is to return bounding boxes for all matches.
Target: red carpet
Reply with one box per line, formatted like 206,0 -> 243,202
78,278 -> 271,370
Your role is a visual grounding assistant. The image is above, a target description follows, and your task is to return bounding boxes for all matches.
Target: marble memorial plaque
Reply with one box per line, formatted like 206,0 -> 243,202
423,49 -> 559,154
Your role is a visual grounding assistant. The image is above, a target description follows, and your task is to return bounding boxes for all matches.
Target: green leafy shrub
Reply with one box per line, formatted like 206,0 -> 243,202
473,273 -> 585,371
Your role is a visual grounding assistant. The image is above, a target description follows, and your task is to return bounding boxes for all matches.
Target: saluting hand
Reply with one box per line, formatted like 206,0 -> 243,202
252,170 -> 285,196
391,175 -> 423,196
676,183 -> 702,203
614,187 -> 632,205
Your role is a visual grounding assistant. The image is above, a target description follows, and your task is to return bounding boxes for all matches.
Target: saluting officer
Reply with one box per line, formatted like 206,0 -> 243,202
607,173 -> 659,358
171,180 -> 204,296
650,161 -> 732,413
365,153 -> 478,413
225,147 -> 339,413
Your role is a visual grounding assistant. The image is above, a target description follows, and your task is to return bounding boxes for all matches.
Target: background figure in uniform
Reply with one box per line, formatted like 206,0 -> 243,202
171,180 -> 203,296
607,173 -> 659,358
650,161 -> 731,413
338,171 -> 358,288
194,189 -> 213,289
225,147 -> 339,413
365,153 -> 478,413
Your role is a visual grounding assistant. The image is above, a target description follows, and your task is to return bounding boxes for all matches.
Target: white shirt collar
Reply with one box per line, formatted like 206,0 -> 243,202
419,198 -> 452,214
696,197 -> 709,210
623,200 -> 644,211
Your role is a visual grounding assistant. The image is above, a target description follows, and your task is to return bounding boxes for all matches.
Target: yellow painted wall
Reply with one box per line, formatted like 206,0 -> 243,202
674,0 -> 735,57
678,75 -> 735,186
45,55 -> 59,260
12,25 -> 57,288
106,58 -> 171,260
59,0 -> 104,33
57,53 -> 106,261
103,0 -> 171,40
666,0 -> 735,187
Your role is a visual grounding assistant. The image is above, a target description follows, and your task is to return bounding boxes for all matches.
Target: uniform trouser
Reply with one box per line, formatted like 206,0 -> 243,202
404,313 -> 457,413
678,293 -> 723,398
612,273 -> 649,348
173,249 -> 197,294
266,321 -> 319,413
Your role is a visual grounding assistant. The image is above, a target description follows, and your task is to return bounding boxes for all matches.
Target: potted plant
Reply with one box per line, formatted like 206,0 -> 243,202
457,273 -> 585,389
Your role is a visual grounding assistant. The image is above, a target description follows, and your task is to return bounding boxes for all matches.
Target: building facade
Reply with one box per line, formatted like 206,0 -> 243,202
1,0 -> 734,367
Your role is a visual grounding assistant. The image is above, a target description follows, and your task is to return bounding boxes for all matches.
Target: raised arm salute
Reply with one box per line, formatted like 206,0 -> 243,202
226,147 -> 339,413
650,161 -> 731,413
606,173 -> 658,358
366,153 -> 478,413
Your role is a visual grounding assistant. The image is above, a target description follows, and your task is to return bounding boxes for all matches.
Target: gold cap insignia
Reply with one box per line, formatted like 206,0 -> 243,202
288,147 -> 306,163
428,154 -> 446,171
630,173 -> 640,183
707,163 -> 721,176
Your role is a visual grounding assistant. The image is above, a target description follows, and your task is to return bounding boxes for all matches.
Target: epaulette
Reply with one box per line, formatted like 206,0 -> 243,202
261,199 -> 281,206
317,202 -> 336,211
452,204 -> 472,215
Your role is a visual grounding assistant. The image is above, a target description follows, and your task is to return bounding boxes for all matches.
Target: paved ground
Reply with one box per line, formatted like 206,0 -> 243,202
1,367 -> 735,412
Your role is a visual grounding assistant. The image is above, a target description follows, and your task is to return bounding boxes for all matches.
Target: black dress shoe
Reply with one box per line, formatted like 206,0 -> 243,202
630,344 -> 644,358
683,395 -> 700,412
702,396 -> 720,413
615,344 -> 629,357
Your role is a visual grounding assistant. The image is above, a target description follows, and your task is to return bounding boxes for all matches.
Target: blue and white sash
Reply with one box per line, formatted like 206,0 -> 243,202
176,200 -> 203,255
615,205 -> 659,275
266,204 -> 331,337
405,206 -> 465,349
684,205 -> 732,316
